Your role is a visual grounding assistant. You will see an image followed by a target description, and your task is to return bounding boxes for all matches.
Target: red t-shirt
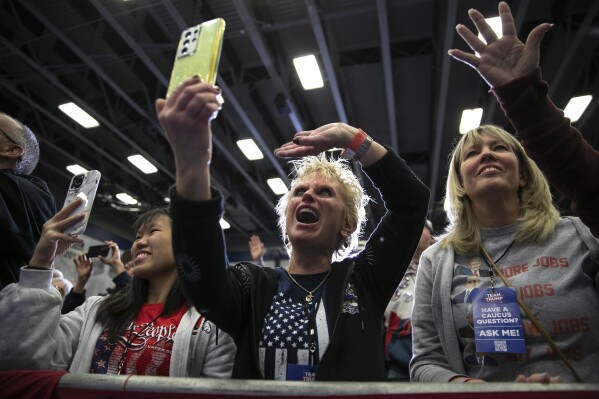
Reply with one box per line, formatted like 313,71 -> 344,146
90,303 -> 187,375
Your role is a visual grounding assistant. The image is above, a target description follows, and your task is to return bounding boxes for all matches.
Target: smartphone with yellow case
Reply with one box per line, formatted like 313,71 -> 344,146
167,18 -> 226,97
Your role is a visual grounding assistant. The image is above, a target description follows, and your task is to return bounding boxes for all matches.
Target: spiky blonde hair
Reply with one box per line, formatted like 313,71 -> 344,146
275,153 -> 370,261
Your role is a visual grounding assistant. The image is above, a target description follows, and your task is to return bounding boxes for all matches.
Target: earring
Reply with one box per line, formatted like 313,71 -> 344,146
341,233 -> 351,249
283,235 -> 289,246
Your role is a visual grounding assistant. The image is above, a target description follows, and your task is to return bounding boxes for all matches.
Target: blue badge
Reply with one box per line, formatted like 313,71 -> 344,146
287,364 -> 319,381
472,287 -> 526,353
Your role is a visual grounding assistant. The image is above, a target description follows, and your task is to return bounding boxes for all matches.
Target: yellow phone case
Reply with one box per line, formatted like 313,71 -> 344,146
167,18 -> 226,97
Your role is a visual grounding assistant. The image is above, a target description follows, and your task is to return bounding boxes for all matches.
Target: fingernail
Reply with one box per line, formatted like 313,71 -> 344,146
292,138 -> 300,144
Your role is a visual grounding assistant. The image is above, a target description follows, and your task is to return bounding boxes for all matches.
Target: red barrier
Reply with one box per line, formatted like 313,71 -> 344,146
0,370 -> 66,399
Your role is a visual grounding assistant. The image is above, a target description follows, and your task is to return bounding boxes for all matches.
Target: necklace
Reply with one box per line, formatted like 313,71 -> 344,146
285,268 -> 332,303
480,239 -> 515,290
116,313 -> 160,375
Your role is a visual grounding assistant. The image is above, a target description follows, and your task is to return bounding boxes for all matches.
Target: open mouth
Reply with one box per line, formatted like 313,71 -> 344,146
296,207 -> 319,224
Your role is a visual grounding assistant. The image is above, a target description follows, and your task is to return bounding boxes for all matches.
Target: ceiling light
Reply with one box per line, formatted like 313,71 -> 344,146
220,218 -> 231,229
293,54 -> 324,90
563,95 -> 592,122
459,108 -> 483,134
66,164 -> 88,175
116,192 -> 138,205
164,197 -> 171,203
476,17 -> 502,57
58,102 -> 99,128
127,154 -> 158,174
267,178 -> 288,195
236,138 -> 264,160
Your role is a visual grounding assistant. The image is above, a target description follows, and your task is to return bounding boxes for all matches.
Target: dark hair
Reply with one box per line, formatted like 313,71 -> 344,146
95,208 -> 187,342
0,112 -> 40,175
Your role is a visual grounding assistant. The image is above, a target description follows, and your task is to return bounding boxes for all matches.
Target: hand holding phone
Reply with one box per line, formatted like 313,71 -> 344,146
87,244 -> 111,259
28,199 -> 85,269
167,18 -> 226,97
62,170 -> 101,236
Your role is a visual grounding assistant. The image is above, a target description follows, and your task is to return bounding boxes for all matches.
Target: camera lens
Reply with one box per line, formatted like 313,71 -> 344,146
71,174 -> 84,189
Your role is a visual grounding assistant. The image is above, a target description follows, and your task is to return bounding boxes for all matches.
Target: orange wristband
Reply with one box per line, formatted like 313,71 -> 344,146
341,129 -> 368,160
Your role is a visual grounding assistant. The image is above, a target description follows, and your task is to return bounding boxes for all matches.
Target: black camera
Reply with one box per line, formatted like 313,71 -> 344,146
70,174 -> 85,190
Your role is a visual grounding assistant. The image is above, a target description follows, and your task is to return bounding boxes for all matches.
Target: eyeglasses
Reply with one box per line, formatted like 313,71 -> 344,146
0,125 -> 18,145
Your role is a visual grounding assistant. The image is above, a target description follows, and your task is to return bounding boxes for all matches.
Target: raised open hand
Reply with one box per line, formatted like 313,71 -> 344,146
72,254 -> 93,293
248,235 -> 266,264
448,1 -> 552,88
274,123 -> 357,159
28,199 -> 85,269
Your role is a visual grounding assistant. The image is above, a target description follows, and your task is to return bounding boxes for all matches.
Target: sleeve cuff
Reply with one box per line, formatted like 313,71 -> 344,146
491,69 -> 544,106
67,289 -> 86,299
168,185 -> 225,223
113,271 -> 132,285
19,266 -> 53,289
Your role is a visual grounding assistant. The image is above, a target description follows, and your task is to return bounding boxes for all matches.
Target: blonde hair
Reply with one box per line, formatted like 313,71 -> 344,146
275,153 -> 370,261
442,125 -> 559,254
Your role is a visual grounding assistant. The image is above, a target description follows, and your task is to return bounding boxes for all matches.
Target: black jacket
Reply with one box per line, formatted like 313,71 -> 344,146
0,170 -> 56,289
170,148 -> 430,380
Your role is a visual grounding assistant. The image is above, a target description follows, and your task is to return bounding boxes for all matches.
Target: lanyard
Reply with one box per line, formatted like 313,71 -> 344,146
480,239 -> 515,291
117,313 -> 161,375
479,244 -> 584,382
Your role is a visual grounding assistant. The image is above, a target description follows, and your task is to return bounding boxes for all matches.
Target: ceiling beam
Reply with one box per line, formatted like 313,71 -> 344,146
89,0 -> 168,86
231,0 -> 304,133
548,1 -> 599,98
376,0 -> 398,152
304,0 -> 348,123
429,0 -> 458,209
18,0 -> 163,133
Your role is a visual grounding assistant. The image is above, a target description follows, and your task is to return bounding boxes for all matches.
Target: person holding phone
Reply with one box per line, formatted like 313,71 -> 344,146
157,77 -> 429,380
0,112 -> 56,290
0,198 -> 235,377
61,241 -> 133,314
447,1 -> 599,237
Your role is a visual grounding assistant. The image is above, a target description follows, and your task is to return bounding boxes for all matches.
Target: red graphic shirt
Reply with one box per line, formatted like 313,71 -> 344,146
90,303 -> 187,375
